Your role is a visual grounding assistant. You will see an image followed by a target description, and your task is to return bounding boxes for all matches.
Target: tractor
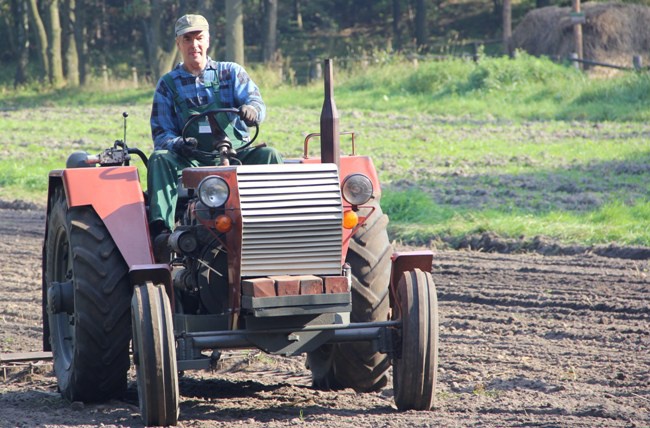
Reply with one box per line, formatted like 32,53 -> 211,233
42,59 -> 438,426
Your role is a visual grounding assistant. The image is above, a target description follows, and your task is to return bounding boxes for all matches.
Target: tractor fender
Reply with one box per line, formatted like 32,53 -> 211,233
389,251 -> 434,310
46,166 -> 155,268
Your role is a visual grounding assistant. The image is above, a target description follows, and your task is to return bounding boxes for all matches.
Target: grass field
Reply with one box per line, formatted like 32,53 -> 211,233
1,54 -> 649,248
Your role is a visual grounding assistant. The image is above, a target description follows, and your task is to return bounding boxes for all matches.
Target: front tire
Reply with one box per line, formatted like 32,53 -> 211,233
44,186 -> 131,401
393,269 -> 439,411
308,201 -> 392,392
132,282 -> 179,426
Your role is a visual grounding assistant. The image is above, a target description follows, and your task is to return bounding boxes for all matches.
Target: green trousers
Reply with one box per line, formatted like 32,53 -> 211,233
148,145 -> 283,231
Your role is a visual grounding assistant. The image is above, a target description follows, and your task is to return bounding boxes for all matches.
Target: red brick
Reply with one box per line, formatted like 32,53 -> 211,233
324,276 -> 349,294
299,275 -> 324,295
271,276 -> 301,296
241,278 -> 276,297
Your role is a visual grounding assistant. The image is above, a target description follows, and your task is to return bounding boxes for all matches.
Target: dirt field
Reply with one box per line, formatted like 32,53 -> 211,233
0,205 -> 648,427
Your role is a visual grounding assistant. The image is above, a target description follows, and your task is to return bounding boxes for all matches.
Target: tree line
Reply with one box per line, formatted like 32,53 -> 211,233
1,0 -> 565,89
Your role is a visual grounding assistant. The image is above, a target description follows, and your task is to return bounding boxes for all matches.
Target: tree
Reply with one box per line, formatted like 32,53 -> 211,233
225,0 -> 244,64
415,0 -> 427,51
13,0 -> 30,87
262,0 -> 277,64
27,0 -> 50,82
61,0 -> 79,86
73,0 -> 87,85
45,0 -> 65,87
294,0 -> 302,30
140,0 -> 179,80
503,0 -> 512,56
392,0 -> 401,51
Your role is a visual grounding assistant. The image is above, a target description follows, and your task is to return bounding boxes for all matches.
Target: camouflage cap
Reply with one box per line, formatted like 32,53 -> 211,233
175,14 -> 209,37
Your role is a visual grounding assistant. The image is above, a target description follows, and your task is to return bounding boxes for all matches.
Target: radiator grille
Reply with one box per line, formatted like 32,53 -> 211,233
237,164 -> 343,277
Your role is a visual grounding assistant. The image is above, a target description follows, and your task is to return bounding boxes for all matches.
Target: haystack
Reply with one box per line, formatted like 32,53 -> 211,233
512,2 -> 650,71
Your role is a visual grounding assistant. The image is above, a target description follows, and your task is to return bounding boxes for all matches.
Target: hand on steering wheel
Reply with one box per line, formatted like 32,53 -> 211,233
239,105 -> 259,126
181,108 -> 259,152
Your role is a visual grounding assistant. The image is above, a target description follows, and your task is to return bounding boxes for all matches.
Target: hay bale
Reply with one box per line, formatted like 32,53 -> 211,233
512,2 -> 650,70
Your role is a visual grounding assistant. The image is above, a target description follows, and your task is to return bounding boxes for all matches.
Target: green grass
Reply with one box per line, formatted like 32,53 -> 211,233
385,189 -> 650,247
1,54 -> 650,248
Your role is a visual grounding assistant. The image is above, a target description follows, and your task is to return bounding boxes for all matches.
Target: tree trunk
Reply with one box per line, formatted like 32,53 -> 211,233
45,0 -> 65,87
294,0 -> 302,30
62,0 -> 79,86
493,0 -> 502,21
143,0 -> 178,81
74,0 -> 87,85
415,0 -> 427,51
4,4 -> 17,53
13,0 -> 30,87
225,0 -> 244,65
392,0 -> 401,52
262,0 -> 277,64
27,0 -> 50,82
502,0 -> 512,56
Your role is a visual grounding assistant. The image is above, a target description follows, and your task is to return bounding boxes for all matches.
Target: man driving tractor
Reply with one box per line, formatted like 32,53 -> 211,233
148,14 -> 283,253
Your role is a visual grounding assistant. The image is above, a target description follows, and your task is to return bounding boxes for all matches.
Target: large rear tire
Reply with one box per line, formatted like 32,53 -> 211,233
132,282 -> 179,426
307,201 -> 392,392
44,186 -> 131,401
393,269 -> 439,410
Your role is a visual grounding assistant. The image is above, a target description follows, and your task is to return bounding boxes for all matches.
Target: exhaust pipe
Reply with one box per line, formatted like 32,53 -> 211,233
320,59 -> 340,167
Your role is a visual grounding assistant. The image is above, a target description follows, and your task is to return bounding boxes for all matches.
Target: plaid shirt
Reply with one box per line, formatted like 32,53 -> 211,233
150,58 -> 266,150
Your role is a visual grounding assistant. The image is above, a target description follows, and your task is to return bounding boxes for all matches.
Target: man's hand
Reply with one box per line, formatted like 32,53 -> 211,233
173,137 -> 198,157
239,105 -> 258,126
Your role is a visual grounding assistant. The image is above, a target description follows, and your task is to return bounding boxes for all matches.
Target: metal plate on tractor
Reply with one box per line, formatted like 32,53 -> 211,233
241,292 -> 351,317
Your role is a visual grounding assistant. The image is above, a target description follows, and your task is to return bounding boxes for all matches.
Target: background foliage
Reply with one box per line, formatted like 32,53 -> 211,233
1,0 -> 566,88
1,0 -> 649,250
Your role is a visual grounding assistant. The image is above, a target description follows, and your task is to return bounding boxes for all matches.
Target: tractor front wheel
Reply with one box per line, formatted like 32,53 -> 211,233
44,186 -> 131,401
132,282 -> 179,426
393,268 -> 439,411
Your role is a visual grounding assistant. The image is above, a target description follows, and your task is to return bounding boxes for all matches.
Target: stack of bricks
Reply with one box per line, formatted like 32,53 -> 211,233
242,275 -> 349,298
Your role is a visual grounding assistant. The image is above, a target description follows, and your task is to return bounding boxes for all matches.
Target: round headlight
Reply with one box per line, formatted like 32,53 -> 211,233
342,174 -> 373,206
198,176 -> 229,208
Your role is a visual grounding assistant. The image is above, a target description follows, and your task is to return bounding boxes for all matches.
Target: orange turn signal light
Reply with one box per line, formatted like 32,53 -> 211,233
215,215 -> 233,233
343,210 -> 358,229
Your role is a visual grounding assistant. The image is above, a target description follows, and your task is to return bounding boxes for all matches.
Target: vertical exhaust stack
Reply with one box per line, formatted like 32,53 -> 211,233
320,59 -> 340,167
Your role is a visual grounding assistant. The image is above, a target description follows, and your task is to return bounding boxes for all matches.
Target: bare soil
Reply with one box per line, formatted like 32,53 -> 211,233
1,204 -> 648,427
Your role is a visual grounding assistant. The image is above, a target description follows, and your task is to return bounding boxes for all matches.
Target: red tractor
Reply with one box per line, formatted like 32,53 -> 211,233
42,60 -> 438,426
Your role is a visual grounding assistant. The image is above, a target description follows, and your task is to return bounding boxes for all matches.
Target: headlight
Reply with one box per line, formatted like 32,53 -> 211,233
342,174 -> 373,206
198,176 -> 229,208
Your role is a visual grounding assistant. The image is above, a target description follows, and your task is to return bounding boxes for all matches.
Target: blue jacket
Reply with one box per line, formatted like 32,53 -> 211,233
150,58 -> 266,151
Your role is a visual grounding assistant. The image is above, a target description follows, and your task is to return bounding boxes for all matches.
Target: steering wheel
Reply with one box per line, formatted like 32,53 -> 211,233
181,108 -> 259,154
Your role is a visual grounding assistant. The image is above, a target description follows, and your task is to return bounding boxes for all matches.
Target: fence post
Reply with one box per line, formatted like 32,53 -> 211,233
309,60 -> 322,83
570,53 -> 580,70
472,42 -> 480,63
633,55 -> 643,71
102,65 -> 109,87
571,0 -> 584,69
132,67 -> 138,87
360,55 -> 369,70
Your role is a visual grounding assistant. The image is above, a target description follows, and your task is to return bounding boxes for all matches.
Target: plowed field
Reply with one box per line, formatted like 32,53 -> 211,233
1,206 -> 648,427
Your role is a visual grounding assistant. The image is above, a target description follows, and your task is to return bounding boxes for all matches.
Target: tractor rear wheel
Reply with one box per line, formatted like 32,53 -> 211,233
132,282 -> 179,426
308,201 -> 392,392
44,186 -> 131,401
393,269 -> 439,410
